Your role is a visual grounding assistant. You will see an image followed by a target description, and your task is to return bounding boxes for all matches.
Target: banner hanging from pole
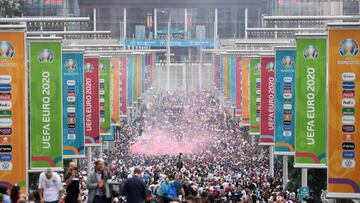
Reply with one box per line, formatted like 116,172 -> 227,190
0,31 -> 27,192
240,57 -> 250,127
133,55 -> 138,102
84,56 -> 100,146
30,40 -> 63,170
223,56 -> 227,98
137,55 -> 142,97
274,47 -> 296,156
120,56 -> 127,114
231,56 -> 236,105
259,56 -> 275,145
249,57 -> 261,135
111,57 -> 120,125
235,56 -> 242,118
295,36 -> 326,168
127,55 -> 133,105
99,57 -> 111,135
62,50 -> 85,158
227,56 -> 231,100
328,28 -> 360,198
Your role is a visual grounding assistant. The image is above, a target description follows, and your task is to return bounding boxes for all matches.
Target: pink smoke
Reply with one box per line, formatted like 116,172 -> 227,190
130,127 -> 212,156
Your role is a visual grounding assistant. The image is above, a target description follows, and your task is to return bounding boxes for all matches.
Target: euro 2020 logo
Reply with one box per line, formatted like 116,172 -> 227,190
281,56 -> 295,69
100,63 -> 106,72
303,45 -> 319,60
266,62 -> 274,72
85,63 -> 94,73
65,59 -> 77,72
38,49 -> 54,63
255,63 -> 261,72
0,41 -> 15,60
339,38 -> 359,58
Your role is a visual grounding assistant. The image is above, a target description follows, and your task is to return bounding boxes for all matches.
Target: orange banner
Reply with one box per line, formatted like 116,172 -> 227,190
328,29 -> 360,198
0,32 -> 27,192
111,58 -> 120,124
240,57 -> 250,126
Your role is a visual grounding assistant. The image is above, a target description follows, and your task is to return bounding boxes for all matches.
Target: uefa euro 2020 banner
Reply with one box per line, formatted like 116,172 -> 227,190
111,57 -> 120,125
30,40 -> 63,170
249,57 -> 260,135
260,56 -> 275,145
120,56 -> 127,115
295,36 -> 326,168
84,56 -> 100,146
274,48 -> 296,156
62,50 -> 85,158
240,57 -> 249,127
0,31 -> 27,192
235,56 -> 242,118
99,57 -> 111,135
328,29 -> 360,198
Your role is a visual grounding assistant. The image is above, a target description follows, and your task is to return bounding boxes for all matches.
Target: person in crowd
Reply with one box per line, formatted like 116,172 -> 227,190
38,168 -> 63,203
10,184 -> 20,203
145,189 -> 158,203
157,172 -> 182,203
64,162 -> 80,203
122,168 -> 146,203
0,185 -> 10,203
87,159 -> 111,203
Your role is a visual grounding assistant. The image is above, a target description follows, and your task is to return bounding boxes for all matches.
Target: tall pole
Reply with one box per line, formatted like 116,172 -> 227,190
93,8 -> 96,31
283,156 -> 288,190
301,168 -> 308,187
245,8 -> 248,39
214,8 -> 218,46
199,46 -> 203,90
166,16 -> 171,92
154,8 -> 157,39
185,8 -> 188,39
269,146 -> 274,177
123,8 -> 127,40
87,147 -> 92,174
99,138 -> 103,159
183,63 -> 187,92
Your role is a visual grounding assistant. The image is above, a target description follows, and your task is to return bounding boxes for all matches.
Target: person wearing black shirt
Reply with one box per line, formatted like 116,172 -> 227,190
122,168 -> 146,203
64,162 -> 80,203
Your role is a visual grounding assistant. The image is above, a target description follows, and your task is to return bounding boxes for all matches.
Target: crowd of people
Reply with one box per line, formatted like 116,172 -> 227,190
0,90 -> 303,203
103,90 -> 297,202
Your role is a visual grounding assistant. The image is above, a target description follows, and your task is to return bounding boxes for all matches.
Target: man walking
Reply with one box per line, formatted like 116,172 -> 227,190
87,159 -> 111,203
38,168 -> 63,203
64,162 -> 80,203
122,168 -> 146,203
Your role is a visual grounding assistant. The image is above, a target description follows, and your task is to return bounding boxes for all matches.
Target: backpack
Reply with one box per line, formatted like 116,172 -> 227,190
164,182 -> 178,201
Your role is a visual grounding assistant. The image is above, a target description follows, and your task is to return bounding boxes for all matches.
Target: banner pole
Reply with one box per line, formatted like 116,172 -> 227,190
100,138 -> 103,158
269,146 -> 274,177
283,156 -> 288,190
301,168 -> 308,187
87,147 -> 92,174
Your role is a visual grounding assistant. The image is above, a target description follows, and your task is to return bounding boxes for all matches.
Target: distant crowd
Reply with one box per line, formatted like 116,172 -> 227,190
1,90 -> 304,203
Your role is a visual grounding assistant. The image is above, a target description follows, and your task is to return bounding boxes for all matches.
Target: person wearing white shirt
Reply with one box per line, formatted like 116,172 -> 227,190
38,168 -> 63,203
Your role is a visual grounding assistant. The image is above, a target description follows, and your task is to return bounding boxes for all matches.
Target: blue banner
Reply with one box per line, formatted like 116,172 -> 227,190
127,55 -> 133,105
62,51 -> 85,158
124,39 -> 214,48
274,48 -> 296,155
231,56 -> 236,104
103,126 -> 115,141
